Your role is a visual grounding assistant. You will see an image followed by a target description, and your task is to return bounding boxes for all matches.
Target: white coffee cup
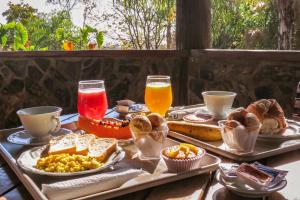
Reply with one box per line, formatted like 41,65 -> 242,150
202,91 -> 236,119
17,106 -> 62,138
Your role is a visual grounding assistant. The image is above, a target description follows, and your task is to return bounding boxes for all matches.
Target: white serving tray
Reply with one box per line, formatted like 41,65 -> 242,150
0,128 -> 220,200
169,130 -> 300,161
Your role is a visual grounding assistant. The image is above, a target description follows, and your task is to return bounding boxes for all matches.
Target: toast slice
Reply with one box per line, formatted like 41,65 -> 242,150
48,133 -> 78,155
88,138 -> 117,162
75,134 -> 96,155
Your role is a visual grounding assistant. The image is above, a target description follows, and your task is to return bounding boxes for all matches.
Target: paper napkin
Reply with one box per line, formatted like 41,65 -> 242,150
42,168 -> 143,200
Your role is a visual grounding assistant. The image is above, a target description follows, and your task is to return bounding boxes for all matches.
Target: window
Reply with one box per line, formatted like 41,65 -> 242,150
211,0 -> 300,50
0,0 -> 176,51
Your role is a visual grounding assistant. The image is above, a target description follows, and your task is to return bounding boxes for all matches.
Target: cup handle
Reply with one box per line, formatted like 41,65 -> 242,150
51,116 -> 61,132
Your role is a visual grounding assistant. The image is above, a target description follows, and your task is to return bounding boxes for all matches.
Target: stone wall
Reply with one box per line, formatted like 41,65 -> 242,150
0,53 -> 186,128
188,50 -> 300,116
1,50 -> 299,128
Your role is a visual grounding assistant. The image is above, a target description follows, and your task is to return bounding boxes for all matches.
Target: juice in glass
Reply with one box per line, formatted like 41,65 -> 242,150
77,80 -> 108,120
145,76 -> 172,116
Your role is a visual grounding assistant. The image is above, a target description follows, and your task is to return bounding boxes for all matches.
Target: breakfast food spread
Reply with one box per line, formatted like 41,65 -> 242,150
129,113 -> 168,158
219,108 -> 261,152
161,143 -> 206,172
167,121 -> 222,141
36,133 -> 117,173
246,99 -> 287,135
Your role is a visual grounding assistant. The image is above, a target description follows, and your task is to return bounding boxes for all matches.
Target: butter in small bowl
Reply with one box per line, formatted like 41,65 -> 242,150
236,163 -> 273,190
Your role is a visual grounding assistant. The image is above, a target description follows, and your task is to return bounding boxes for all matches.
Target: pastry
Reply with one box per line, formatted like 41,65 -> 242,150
246,99 -> 287,135
129,115 -> 152,134
224,120 -> 242,128
117,99 -> 135,106
245,113 -> 261,129
227,107 -> 248,125
147,113 -> 165,127
226,108 -> 260,128
167,121 -> 222,141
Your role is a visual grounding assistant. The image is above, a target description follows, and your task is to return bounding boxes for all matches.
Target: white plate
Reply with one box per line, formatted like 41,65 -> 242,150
194,106 -> 235,120
17,145 -> 125,176
216,170 -> 287,198
258,120 -> 300,141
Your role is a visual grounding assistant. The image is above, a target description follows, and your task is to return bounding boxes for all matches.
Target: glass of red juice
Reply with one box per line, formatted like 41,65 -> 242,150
78,80 -> 108,120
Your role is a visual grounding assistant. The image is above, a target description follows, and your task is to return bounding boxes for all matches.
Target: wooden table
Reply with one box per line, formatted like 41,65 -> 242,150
1,112 -> 300,200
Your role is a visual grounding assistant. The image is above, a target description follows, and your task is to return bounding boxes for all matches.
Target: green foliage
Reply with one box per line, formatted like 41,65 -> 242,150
0,24 -> 7,48
153,0 -> 176,23
79,25 -> 104,48
80,25 -> 97,47
0,6 -> 104,51
0,21 -> 28,50
211,0 -> 278,49
96,31 -> 104,48
13,22 -> 28,50
50,11 -> 80,49
2,2 -> 38,26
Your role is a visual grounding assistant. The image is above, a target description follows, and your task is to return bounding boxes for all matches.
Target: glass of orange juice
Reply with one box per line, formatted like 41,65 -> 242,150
145,75 -> 173,116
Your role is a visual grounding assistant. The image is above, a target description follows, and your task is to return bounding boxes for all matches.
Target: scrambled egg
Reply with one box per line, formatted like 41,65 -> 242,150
36,154 -> 103,173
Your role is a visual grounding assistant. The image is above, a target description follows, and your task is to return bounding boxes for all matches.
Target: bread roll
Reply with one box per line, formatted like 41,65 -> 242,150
129,115 -> 152,135
246,99 -> 287,135
147,113 -> 165,127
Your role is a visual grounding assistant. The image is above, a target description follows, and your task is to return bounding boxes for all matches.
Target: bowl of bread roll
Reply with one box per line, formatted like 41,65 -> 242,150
129,113 -> 168,160
218,108 -> 261,153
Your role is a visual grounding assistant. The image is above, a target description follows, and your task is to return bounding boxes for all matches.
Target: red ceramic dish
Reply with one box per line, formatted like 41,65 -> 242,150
77,116 -> 132,139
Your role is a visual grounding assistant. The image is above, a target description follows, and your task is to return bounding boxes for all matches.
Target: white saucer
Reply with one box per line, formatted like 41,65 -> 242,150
194,106 -> 235,120
7,128 -> 72,146
216,170 -> 287,198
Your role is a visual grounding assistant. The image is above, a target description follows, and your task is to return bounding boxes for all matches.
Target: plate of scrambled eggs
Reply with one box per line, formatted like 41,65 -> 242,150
17,133 -> 125,176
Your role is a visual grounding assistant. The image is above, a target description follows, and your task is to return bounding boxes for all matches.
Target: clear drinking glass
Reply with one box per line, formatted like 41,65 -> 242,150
77,80 -> 108,120
144,75 -> 173,116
